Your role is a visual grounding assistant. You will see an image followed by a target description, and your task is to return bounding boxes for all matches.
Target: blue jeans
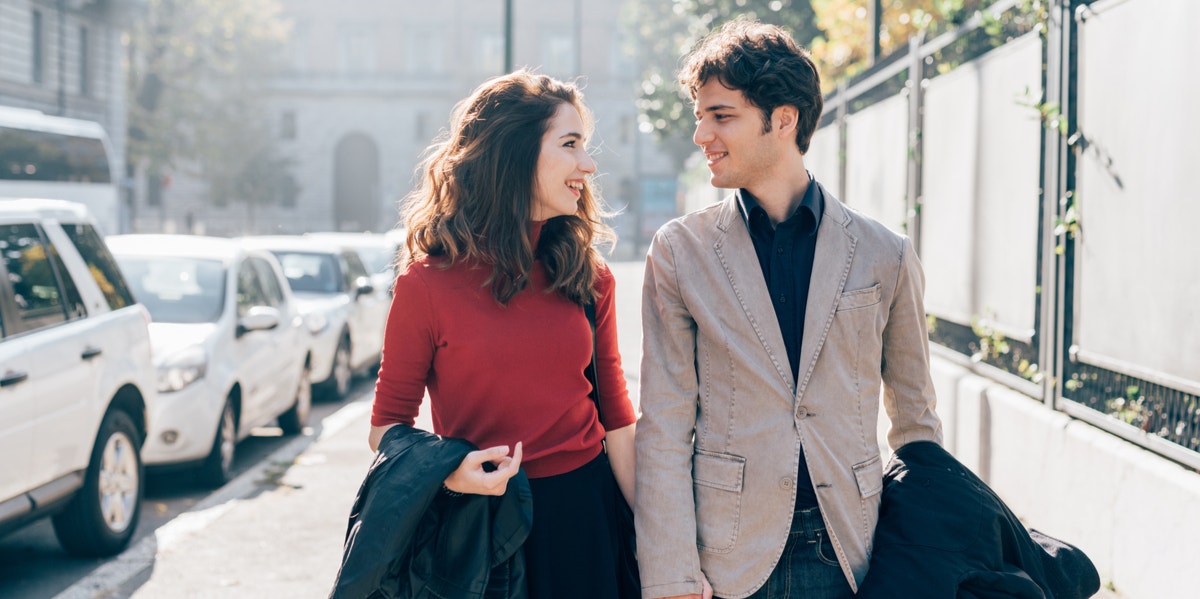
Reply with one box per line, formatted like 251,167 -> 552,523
724,507 -> 854,599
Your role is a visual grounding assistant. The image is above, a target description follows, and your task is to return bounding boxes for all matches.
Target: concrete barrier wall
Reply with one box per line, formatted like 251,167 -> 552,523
926,355 -> 1200,599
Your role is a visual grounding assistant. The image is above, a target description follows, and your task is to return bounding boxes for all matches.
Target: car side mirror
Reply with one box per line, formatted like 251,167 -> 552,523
354,276 -> 374,299
237,306 -> 281,337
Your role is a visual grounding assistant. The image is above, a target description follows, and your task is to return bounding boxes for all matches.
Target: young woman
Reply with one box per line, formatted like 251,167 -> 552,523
368,70 -> 637,598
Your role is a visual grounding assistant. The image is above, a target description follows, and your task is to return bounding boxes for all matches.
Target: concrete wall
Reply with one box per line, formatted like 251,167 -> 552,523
927,352 -> 1200,599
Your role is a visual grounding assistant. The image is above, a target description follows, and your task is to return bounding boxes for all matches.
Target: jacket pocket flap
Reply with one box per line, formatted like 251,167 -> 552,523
693,450 -> 746,492
852,454 -> 883,498
837,283 -> 882,311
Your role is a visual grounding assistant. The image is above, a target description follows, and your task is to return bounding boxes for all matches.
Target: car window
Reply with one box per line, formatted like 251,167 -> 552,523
60,223 -> 135,310
236,259 -> 270,316
46,239 -> 86,319
117,256 -> 226,323
341,251 -> 369,289
0,223 -> 68,333
249,257 -> 285,307
273,251 -> 341,294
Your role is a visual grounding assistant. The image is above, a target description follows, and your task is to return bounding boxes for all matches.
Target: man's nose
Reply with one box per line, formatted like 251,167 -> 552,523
693,121 -> 712,146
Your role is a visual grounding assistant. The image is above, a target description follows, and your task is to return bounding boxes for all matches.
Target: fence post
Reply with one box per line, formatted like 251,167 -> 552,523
905,33 -> 924,252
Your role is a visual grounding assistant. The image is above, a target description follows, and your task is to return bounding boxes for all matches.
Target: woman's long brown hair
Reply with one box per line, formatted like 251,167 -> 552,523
401,69 -> 615,305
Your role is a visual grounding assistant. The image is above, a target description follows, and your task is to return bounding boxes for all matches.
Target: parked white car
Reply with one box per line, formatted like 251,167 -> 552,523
241,236 -> 388,399
107,235 -> 312,486
0,199 -> 157,557
303,231 -> 401,295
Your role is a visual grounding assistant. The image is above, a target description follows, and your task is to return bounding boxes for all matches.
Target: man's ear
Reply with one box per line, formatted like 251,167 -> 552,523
773,105 -> 799,135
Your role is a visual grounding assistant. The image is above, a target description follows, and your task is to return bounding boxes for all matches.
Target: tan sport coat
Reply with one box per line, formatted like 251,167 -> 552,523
635,183 -> 943,599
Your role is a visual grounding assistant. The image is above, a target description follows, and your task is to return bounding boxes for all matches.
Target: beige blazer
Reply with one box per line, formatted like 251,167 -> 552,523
635,183 -> 943,599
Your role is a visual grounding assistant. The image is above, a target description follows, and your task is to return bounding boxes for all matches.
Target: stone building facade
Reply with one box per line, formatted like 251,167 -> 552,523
155,0 -> 678,257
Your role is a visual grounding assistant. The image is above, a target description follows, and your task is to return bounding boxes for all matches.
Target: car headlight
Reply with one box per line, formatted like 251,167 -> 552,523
157,345 -> 208,393
304,312 -> 329,335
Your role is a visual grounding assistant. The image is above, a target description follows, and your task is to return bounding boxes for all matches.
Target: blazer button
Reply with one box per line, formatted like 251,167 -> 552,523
796,407 -> 809,419
780,477 -> 794,489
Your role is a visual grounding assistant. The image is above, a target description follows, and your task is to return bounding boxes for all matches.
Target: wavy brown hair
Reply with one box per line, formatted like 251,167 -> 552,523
401,70 -> 615,306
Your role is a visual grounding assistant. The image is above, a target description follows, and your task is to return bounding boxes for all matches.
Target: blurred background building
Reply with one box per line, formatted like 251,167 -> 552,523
137,0 -> 678,258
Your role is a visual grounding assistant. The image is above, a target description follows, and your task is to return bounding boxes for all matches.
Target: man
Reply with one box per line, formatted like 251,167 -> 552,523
635,19 -> 943,599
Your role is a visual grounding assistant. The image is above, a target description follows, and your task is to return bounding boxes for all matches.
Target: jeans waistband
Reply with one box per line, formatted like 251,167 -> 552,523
790,505 -> 826,539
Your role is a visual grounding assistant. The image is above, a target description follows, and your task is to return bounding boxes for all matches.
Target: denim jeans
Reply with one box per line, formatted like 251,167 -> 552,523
723,507 -> 855,599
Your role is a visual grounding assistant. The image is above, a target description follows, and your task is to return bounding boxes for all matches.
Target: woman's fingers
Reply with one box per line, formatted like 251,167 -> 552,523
444,443 -> 523,496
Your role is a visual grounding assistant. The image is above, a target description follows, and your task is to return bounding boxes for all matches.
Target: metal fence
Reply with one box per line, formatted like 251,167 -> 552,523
810,0 -> 1200,470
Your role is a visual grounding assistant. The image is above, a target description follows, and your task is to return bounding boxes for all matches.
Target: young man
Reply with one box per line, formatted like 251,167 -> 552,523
635,19 -> 943,599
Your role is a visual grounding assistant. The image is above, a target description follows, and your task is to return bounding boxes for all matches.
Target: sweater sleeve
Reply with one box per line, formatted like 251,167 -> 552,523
371,264 -> 436,427
594,263 -> 637,430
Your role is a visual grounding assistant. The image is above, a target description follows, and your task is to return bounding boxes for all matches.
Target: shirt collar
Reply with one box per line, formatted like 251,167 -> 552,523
736,171 -> 822,232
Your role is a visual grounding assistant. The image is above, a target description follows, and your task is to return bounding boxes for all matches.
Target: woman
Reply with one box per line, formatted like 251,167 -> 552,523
368,70 -> 637,598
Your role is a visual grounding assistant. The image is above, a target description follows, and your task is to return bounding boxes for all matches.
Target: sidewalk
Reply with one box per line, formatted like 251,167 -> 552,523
56,398 -> 382,599
55,394 -> 1123,599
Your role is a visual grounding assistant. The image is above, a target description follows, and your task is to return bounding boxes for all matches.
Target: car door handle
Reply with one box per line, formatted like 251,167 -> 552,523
81,346 -> 103,360
0,371 -> 29,387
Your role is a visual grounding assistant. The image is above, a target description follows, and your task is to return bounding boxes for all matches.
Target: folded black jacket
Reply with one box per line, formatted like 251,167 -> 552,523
328,425 -> 533,599
857,441 -> 1100,599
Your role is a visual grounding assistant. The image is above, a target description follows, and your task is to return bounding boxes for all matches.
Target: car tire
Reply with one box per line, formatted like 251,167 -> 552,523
198,399 -> 237,488
321,334 -> 353,400
51,409 -> 143,557
278,362 -> 312,436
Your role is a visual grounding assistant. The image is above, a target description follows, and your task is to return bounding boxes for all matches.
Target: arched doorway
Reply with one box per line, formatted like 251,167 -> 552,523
333,133 -> 380,232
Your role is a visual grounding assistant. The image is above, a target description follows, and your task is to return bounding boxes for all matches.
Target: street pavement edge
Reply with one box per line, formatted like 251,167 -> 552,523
52,400 -> 372,599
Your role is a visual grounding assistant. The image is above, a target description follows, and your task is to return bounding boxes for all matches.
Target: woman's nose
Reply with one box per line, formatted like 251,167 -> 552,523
579,153 -> 596,174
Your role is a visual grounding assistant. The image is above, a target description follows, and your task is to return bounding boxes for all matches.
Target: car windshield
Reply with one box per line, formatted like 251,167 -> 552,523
116,256 -> 226,323
358,246 -> 396,276
272,251 -> 341,294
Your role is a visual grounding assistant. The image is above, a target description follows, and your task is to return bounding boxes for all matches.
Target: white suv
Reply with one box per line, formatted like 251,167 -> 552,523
0,199 -> 157,557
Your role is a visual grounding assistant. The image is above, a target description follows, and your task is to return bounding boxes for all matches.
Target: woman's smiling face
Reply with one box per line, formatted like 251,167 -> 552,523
532,102 -> 596,222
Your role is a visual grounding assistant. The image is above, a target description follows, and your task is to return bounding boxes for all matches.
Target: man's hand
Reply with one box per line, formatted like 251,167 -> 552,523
443,442 -> 523,496
662,571 -> 713,599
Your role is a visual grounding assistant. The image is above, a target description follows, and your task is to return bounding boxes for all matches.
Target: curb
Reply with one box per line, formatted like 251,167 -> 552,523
53,400 -> 371,599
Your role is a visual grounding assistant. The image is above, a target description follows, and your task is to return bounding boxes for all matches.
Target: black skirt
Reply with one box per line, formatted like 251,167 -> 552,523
523,452 -> 624,599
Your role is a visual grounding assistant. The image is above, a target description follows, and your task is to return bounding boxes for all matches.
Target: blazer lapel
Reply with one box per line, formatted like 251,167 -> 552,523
796,183 -> 856,399
711,196 -> 795,392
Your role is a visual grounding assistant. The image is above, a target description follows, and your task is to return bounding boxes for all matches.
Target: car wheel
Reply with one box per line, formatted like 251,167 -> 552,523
323,334 -> 352,400
198,399 -> 237,487
51,409 -> 142,557
278,362 -> 312,436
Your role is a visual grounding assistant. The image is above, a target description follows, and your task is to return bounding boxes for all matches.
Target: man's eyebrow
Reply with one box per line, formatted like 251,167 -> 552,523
696,103 -> 737,115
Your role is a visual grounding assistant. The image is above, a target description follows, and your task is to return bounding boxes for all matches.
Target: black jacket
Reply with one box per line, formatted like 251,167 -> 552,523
857,441 -> 1100,599
328,425 -> 533,599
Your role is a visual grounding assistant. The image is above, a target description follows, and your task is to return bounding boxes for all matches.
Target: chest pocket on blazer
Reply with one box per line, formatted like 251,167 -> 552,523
836,283 -> 882,312
693,450 -> 745,554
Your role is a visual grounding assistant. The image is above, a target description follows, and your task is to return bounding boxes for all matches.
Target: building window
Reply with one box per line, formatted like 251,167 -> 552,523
478,33 -> 504,74
339,25 -> 377,75
406,29 -> 444,75
289,21 -> 308,73
415,111 -> 430,143
280,110 -> 296,140
147,171 -> 163,207
31,10 -> 44,84
79,26 -> 90,96
541,33 -> 575,79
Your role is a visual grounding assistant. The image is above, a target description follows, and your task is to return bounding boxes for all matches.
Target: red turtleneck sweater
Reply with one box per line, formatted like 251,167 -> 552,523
370,229 -> 635,479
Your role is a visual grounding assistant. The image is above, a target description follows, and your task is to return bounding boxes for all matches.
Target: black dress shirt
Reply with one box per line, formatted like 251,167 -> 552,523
737,174 -> 822,507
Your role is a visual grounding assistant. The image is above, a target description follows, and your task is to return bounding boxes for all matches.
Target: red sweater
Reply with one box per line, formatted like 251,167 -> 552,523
371,238 -> 636,479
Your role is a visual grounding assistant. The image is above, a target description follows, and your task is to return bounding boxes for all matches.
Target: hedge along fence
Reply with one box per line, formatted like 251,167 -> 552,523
808,0 -> 1200,470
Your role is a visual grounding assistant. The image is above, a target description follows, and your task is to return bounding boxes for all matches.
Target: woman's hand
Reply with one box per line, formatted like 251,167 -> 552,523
443,442 -> 524,496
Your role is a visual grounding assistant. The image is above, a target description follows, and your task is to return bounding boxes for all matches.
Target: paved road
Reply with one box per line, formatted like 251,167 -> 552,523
0,377 -> 379,599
